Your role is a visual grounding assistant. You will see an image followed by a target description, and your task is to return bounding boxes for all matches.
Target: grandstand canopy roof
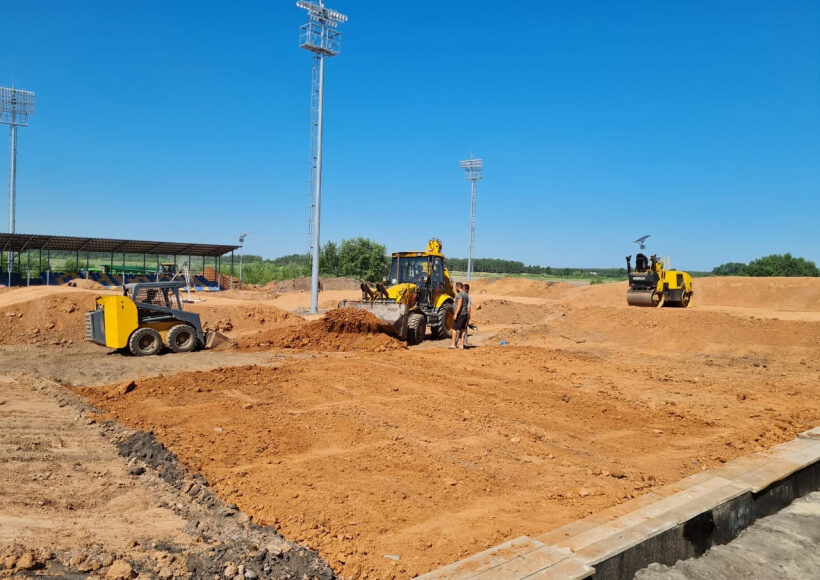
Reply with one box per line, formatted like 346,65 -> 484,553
0,233 -> 240,257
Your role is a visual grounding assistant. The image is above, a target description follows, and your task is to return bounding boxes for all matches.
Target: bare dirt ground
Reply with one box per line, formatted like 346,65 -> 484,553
1,276 -> 819,578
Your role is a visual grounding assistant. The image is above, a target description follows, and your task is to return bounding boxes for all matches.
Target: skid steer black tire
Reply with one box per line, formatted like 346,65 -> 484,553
167,324 -> 198,353
129,327 -> 163,356
407,312 -> 427,346
434,301 -> 454,340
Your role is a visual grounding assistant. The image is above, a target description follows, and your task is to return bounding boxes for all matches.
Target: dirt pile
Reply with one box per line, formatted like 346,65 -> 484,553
69,278 -> 109,290
188,303 -> 300,335
263,276 -> 360,293
547,306 -> 820,354
239,308 -> 404,352
566,281 -> 627,307
563,277 -> 820,311
469,278 -> 573,298
471,299 -> 560,326
695,276 -> 820,311
0,290 -> 99,346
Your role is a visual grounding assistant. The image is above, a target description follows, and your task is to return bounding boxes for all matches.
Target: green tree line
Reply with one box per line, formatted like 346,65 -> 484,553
224,238 -> 389,285
712,254 -> 819,277
446,257 -> 627,279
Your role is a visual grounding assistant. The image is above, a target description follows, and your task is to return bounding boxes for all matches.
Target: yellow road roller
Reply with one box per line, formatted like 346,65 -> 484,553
625,253 -> 693,308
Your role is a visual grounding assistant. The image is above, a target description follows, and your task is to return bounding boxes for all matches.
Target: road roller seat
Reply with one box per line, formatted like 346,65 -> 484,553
635,253 -> 648,272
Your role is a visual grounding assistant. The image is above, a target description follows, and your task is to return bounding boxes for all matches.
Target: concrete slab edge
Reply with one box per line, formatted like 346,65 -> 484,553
418,428 -> 820,579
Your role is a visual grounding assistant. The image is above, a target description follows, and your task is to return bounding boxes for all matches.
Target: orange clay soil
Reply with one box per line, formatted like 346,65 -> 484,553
76,276 -> 820,578
235,308 -> 405,352
0,287 -> 105,346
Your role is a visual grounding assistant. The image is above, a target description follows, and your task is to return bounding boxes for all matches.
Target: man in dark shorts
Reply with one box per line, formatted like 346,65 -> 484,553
450,282 -> 469,349
463,283 -> 472,347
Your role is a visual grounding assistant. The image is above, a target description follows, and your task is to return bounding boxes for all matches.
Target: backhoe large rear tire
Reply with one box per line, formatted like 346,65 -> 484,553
407,312 -> 427,346
167,324 -> 198,353
129,327 -> 162,356
434,300 -> 454,340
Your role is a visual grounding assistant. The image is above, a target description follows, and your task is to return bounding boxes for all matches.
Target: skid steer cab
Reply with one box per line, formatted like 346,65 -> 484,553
85,281 -> 217,356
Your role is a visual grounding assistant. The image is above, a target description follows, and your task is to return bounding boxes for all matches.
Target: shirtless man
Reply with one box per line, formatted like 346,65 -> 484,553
462,283 -> 472,347
450,282 -> 468,349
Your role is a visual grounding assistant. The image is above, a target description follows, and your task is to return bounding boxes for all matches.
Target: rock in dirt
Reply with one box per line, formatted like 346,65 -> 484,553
15,551 -> 37,570
127,465 -> 145,476
105,560 -> 135,579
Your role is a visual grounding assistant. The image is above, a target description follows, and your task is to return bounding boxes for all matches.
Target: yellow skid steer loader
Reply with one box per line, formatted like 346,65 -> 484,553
85,281 -> 224,355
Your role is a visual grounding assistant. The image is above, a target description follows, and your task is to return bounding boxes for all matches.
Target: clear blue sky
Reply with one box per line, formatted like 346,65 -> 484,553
1,1 -> 818,270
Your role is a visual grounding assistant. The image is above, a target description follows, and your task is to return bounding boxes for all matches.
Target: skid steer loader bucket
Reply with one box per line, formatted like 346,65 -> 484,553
338,299 -> 409,340
204,330 -> 231,350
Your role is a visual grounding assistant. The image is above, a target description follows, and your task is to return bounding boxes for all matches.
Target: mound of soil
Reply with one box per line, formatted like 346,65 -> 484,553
566,281 -> 627,307
0,291 -> 99,346
551,305 -> 820,353
563,277 -> 820,311
239,308 -> 404,352
213,288 -> 279,301
69,278 -> 109,290
262,276 -> 360,293
696,276 -> 820,311
187,303 -> 300,335
469,278 -> 573,298
472,299 -> 560,326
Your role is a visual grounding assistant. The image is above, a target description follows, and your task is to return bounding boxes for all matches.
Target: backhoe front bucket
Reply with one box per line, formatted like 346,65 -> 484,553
338,299 -> 409,340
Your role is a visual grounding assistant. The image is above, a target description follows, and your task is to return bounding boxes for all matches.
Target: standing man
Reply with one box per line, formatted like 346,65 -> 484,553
463,283 -> 472,348
450,282 -> 469,349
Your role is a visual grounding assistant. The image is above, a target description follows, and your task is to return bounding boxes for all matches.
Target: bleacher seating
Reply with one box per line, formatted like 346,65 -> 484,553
6,269 -> 222,290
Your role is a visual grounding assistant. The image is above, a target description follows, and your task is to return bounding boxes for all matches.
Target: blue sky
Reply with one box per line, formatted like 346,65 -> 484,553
1,1 -> 818,270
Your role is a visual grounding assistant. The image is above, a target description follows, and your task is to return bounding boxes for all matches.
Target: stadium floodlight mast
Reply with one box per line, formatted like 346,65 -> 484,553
236,232 -> 249,290
297,0 -> 347,314
459,156 -> 483,282
1,85 -> 34,285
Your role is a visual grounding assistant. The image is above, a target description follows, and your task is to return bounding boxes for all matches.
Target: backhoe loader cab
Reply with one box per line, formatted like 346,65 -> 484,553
85,281 -> 217,356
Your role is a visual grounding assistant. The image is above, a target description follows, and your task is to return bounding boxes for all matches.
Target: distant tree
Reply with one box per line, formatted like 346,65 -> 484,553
337,238 -> 389,282
712,262 -> 748,276
320,241 -> 340,277
745,253 -> 819,277
62,258 -> 80,274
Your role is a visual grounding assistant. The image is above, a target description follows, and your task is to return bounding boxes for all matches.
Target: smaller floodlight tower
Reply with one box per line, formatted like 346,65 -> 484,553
297,1 -> 347,314
459,157 -> 483,282
236,232 -> 249,290
1,86 -> 35,284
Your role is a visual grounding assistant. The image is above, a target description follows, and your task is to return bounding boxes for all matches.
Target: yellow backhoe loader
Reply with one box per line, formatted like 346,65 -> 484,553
339,239 -> 455,344
85,281 -> 224,355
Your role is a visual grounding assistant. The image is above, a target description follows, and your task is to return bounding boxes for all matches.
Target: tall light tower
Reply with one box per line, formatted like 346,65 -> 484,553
297,1 -> 347,314
1,86 -> 34,284
459,157 -> 483,282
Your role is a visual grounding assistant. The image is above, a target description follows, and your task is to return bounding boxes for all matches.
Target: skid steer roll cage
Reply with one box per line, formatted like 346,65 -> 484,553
122,282 -> 206,344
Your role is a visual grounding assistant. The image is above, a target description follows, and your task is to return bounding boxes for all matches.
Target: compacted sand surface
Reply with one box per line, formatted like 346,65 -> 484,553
1,276 -> 819,578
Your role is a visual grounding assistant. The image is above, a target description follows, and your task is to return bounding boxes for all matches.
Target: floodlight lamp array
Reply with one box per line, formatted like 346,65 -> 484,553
459,159 -> 483,170
0,87 -> 35,126
296,1 -> 347,26
459,158 -> 484,178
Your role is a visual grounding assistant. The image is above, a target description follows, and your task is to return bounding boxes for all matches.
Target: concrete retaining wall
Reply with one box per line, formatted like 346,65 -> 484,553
418,427 -> 820,580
